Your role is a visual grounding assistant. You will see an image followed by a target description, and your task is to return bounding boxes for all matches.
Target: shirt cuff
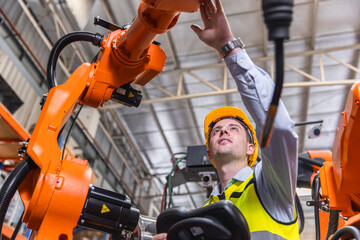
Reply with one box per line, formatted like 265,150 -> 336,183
224,49 -> 255,71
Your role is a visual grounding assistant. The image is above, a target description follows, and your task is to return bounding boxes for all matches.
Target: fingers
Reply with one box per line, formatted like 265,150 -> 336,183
152,233 -> 167,240
191,24 -> 203,36
203,0 -> 221,14
205,0 -> 216,15
205,4 -> 213,18
214,0 -> 223,13
199,3 -> 211,27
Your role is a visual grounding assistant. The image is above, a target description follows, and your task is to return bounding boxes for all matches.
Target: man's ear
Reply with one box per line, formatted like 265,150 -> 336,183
207,149 -> 212,161
207,149 -> 217,168
246,143 -> 255,156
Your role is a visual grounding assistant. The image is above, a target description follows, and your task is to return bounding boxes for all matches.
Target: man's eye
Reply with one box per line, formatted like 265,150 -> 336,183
230,127 -> 239,132
212,129 -> 220,135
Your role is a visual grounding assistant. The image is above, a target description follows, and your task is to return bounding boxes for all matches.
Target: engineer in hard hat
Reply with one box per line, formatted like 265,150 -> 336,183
153,0 -> 299,239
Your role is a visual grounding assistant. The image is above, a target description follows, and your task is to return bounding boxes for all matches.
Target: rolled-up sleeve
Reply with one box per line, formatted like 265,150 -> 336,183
225,50 -> 298,222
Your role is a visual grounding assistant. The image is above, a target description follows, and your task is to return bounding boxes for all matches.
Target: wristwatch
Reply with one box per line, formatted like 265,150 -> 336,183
218,38 -> 245,58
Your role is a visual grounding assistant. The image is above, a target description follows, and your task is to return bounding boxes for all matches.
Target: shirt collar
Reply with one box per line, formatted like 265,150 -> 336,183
232,166 -> 253,182
210,166 -> 254,196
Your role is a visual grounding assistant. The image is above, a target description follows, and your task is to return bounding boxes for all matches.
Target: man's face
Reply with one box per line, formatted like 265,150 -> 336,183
207,118 -> 254,166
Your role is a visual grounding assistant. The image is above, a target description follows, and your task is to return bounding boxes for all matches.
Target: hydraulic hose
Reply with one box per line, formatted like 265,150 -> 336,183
46,32 -> 103,90
330,226 -> 360,240
326,210 -> 340,240
10,210 -> 24,240
312,174 -> 321,240
298,155 -> 324,167
260,39 -> 284,147
0,155 -> 37,238
260,0 -> 293,147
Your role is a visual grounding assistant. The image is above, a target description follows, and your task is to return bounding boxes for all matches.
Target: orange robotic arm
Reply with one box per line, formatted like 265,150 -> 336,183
0,1 -> 202,239
321,82 -> 360,230
307,82 -> 360,240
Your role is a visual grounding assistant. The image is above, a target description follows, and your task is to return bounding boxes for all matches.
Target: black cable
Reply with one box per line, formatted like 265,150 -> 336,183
330,226 -> 360,240
163,186 -> 167,211
294,120 -> 323,126
61,105 -> 83,159
0,155 -> 37,238
161,182 -> 168,212
260,0 -> 293,147
2,31 -> 102,239
260,39 -> 284,147
10,210 -> 24,240
47,32 -> 103,90
57,122 -> 66,142
326,210 -> 340,240
298,156 -> 324,167
271,39 -> 284,107
312,174 -> 321,240
56,50 -> 99,143
295,193 -> 305,234
91,50 -> 101,64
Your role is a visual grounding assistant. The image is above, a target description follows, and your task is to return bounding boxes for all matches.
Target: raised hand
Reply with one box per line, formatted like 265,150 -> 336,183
191,0 -> 236,52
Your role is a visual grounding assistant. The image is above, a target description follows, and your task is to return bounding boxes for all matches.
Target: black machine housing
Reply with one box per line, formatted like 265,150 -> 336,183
156,200 -> 250,240
78,185 -> 140,238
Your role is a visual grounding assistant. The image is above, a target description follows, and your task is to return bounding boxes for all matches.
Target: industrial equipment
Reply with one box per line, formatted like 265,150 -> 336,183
306,82 -> 360,240
0,0 -> 204,239
0,1 -> 251,239
0,0 -> 359,239
157,200 -> 250,240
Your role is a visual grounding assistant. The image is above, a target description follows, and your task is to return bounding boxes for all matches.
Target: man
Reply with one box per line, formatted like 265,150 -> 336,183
153,0 -> 299,239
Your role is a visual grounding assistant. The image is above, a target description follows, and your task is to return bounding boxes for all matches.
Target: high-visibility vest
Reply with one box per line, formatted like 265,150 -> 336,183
203,174 -> 299,240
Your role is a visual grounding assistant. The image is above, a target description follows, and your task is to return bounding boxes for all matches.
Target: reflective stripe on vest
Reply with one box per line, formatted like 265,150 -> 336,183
203,174 -> 299,240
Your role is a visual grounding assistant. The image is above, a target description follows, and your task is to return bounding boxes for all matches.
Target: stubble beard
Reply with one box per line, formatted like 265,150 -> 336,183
213,146 -> 238,165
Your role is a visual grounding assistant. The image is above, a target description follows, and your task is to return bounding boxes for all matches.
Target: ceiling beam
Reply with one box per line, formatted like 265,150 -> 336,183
16,0 -> 70,77
107,109 -> 151,176
103,43 -> 360,109
166,33 -> 203,144
340,33 -> 360,118
103,78 -> 358,109
223,65 -> 230,106
177,0 -> 317,26
98,122 -> 145,189
162,43 -> 360,75
165,32 -> 179,68
142,88 -> 174,156
298,0 -> 319,152
45,0 -> 91,63
101,0 -> 116,23
181,78 -> 203,144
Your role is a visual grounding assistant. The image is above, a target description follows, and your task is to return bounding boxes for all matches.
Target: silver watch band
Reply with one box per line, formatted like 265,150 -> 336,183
219,38 -> 245,58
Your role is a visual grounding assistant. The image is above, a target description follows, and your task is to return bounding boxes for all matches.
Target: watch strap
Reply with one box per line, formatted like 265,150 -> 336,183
219,38 -> 245,58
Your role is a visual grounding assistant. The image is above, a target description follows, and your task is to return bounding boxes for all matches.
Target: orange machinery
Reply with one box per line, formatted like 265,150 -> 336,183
1,0 -> 359,238
0,104 -> 30,240
0,0 -> 202,239
306,82 -> 360,240
0,103 -> 30,172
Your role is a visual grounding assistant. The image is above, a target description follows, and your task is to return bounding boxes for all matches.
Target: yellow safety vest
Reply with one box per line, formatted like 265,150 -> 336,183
203,174 -> 299,240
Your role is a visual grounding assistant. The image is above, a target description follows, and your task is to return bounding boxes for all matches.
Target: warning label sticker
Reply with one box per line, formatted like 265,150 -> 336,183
101,204 -> 110,214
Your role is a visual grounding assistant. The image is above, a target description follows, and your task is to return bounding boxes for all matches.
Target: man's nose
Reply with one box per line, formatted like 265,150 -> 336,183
220,126 -> 229,135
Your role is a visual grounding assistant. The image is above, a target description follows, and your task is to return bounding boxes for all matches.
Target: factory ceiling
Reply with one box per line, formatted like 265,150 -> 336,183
0,0 -> 359,214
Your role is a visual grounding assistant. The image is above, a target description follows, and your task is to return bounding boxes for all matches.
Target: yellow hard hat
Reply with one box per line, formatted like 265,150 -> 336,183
204,106 -> 258,167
